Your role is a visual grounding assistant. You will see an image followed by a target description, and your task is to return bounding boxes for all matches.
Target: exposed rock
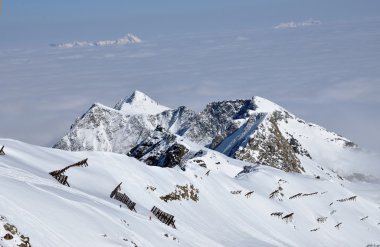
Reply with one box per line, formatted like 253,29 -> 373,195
4,223 -> 17,235
128,128 -> 189,168
235,165 -> 259,178
1,220 -> 32,247
344,141 -> 358,149
4,233 -> 13,240
193,159 -> 207,168
160,184 -> 199,202
286,133 -> 312,159
183,99 -> 256,146
162,144 -> 189,168
234,114 -> 304,173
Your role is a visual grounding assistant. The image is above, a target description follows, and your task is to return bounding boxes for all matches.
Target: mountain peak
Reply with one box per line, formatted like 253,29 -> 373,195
126,90 -> 153,103
252,96 -> 284,113
114,90 -> 170,115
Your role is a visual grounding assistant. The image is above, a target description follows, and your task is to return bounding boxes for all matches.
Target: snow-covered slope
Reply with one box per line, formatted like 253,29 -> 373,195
1,139 -> 380,246
54,91 -> 379,180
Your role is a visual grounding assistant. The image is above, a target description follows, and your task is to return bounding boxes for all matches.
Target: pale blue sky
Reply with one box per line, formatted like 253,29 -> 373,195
1,0 -> 380,46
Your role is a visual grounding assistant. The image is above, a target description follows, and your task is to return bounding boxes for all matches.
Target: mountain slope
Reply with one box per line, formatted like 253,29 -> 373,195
1,139 -> 380,246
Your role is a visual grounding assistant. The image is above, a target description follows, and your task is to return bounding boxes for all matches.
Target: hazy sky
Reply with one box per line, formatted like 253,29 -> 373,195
1,0 -> 380,46
0,1 -> 380,154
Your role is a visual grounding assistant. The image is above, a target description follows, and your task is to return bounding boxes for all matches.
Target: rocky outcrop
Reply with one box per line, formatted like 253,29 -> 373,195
182,99 -> 256,146
128,127 -> 189,168
160,184 -> 199,202
1,216 -> 32,247
234,113 -> 304,173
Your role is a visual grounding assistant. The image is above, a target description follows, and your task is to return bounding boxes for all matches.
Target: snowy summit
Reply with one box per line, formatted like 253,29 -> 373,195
114,90 -> 171,115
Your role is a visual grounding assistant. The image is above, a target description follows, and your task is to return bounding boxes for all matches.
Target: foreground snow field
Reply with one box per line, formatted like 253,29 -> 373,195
0,139 -> 379,246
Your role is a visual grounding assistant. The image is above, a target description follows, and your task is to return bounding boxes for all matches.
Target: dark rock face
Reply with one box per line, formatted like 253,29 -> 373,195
287,133 -> 312,159
183,99 -> 256,146
4,233 -> 13,240
162,144 -> 189,168
209,124 -> 240,150
128,128 -> 189,168
234,114 -> 304,173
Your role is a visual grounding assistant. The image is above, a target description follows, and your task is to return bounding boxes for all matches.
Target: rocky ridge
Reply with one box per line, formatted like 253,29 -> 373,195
54,91 -> 358,175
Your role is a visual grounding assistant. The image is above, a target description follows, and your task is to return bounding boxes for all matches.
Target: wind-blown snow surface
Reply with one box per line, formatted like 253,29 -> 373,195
1,138 -> 379,246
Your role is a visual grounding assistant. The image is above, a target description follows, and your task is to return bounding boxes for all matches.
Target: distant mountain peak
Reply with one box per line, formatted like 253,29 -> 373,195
114,90 -> 170,115
126,90 -> 155,104
50,33 -> 142,48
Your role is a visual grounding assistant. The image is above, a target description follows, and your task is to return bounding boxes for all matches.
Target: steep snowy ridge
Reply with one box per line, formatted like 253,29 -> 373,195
1,139 -> 380,246
54,91 -> 379,180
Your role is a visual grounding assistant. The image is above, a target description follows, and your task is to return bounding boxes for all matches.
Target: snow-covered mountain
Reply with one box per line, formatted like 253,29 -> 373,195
50,34 -> 142,48
54,91 -> 378,180
2,91 -> 380,246
1,138 -> 380,246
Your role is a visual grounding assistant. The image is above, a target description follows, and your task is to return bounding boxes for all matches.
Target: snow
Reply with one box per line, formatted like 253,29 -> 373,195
277,115 -> 380,179
252,96 -> 284,114
114,90 -> 171,115
1,138 -> 379,246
